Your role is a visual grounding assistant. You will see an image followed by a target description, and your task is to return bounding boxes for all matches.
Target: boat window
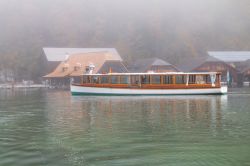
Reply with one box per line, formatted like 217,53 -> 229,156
216,74 -> 220,84
100,76 -> 109,84
175,75 -> 186,84
188,75 -> 196,84
82,76 -> 88,83
130,75 -> 140,85
87,76 -> 92,83
120,76 -> 129,84
111,76 -> 119,84
92,76 -> 99,84
163,75 -> 173,84
205,75 -> 211,84
151,75 -> 161,84
141,75 -> 150,84
196,75 -> 205,84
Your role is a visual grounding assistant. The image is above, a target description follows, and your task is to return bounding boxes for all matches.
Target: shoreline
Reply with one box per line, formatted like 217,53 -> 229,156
0,84 -> 47,89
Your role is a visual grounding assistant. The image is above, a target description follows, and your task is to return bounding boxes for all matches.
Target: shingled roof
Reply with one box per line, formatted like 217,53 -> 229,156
43,48 -> 122,62
44,51 -> 121,78
128,58 -> 179,72
240,59 -> 250,74
177,56 -> 224,72
208,51 -> 250,62
98,60 -> 129,73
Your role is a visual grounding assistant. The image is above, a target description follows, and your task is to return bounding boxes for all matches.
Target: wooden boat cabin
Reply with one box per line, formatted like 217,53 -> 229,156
71,72 -> 227,95
77,72 -> 221,89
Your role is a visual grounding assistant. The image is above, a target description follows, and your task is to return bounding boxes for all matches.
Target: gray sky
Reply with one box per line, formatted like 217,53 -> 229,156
0,0 -> 249,58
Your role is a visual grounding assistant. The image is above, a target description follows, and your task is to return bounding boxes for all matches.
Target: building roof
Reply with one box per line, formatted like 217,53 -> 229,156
97,60 -> 129,73
177,56 -> 226,72
43,48 -> 122,62
44,51 -> 121,78
128,58 -> 177,72
208,51 -> 250,62
240,59 -> 250,74
151,58 -> 171,66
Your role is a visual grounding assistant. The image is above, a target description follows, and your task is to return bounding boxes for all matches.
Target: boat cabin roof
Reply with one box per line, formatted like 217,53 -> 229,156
82,72 -> 219,76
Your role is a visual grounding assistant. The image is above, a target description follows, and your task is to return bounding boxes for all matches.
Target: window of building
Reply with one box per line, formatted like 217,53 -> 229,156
62,67 -> 68,72
74,66 -> 80,71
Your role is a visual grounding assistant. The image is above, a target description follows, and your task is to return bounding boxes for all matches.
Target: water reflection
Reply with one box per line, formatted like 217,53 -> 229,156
68,95 -> 228,132
43,92 -> 232,163
3,90 -> 250,166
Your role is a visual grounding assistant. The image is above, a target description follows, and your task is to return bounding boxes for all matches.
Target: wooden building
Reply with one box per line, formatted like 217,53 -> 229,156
177,56 -> 238,84
240,60 -> 250,85
43,51 -> 126,88
242,68 -> 250,83
208,51 -> 250,66
208,51 -> 250,86
128,58 -> 179,73
97,60 -> 129,73
43,47 -> 121,74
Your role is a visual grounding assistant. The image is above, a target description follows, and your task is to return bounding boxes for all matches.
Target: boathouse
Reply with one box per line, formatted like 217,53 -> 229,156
177,56 -> 238,84
239,60 -> 250,86
43,48 -> 121,74
208,51 -> 250,66
208,51 -> 250,86
128,58 -> 180,73
97,60 -> 129,73
43,51 -> 125,88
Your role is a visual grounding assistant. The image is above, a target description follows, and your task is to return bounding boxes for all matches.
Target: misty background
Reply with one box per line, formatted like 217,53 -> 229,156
0,0 -> 250,81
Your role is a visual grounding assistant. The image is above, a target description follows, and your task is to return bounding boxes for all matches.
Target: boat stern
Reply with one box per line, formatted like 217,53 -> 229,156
70,84 -> 82,95
220,86 -> 228,94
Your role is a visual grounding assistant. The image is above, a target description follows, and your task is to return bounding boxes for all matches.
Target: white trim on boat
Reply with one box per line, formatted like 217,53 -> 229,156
81,72 -> 218,76
71,85 -> 227,95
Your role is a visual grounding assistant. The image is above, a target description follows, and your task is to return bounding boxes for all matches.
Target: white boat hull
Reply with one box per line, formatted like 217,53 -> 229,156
71,85 -> 227,95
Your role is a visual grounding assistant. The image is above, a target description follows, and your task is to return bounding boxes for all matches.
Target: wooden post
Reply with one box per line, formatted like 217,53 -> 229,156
118,75 -> 121,84
108,75 -> 111,84
186,74 -> 189,86
249,76 -> 250,87
98,76 -> 101,84
128,75 -> 131,86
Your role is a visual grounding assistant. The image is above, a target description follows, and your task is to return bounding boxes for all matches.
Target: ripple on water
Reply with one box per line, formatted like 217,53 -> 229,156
1,90 -> 250,166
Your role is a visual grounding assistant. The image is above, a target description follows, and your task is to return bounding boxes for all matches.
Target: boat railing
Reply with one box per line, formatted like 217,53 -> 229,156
77,72 -> 223,88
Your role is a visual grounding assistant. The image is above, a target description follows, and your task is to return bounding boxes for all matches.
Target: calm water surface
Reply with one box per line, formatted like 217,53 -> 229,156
0,89 -> 250,166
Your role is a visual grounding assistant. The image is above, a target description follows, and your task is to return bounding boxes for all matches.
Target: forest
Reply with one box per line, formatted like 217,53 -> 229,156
0,0 -> 250,81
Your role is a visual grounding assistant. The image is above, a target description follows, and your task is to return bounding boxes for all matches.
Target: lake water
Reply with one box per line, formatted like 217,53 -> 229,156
0,89 -> 250,166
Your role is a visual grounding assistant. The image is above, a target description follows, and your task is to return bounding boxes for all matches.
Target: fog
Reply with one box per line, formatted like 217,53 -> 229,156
0,0 -> 249,79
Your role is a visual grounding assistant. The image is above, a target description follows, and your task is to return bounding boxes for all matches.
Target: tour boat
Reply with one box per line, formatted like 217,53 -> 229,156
70,72 -> 227,95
